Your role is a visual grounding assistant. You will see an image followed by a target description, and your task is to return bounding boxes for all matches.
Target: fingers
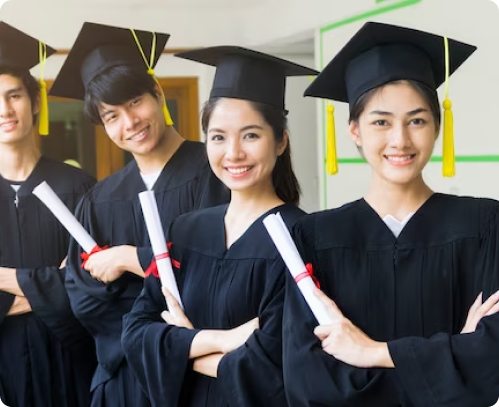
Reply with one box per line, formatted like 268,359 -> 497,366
314,288 -> 343,319
485,299 -> 499,317
161,310 -> 173,324
467,292 -> 482,318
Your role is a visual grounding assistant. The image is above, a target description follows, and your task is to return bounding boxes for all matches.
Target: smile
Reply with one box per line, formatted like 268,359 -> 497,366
226,166 -> 253,175
127,126 -> 149,141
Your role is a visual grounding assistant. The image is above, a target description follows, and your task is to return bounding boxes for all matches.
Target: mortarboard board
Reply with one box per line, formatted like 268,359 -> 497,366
49,22 -> 174,125
304,22 -> 477,177
0,21 -> 57,136
175,46 -> 319,110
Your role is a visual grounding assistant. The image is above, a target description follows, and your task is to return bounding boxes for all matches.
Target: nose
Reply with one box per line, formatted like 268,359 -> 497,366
225,137 -> 245,161
0,97 -> 13,118
123,110 -> 139,131
389,123 -> 411,149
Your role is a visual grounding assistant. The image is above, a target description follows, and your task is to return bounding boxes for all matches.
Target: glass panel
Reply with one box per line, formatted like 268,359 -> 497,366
124,98 -> 179,165
41,101 -> 97,178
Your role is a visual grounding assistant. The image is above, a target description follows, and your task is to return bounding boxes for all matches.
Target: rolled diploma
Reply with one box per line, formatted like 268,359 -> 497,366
33,181 -> 97,254
263,213 -> 332,325
138,191 -> 183,309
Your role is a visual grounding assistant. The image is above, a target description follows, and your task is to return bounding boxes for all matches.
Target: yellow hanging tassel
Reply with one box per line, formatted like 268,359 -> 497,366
326,103 -> 338,175
38,41 -> 49,136
442,98 -> 454,177
130,29 -> 174,126
442,36 -> 455,177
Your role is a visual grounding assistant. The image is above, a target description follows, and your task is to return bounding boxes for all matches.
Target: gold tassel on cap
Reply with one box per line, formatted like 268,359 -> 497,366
326,103 -> 338,175
130,29 -> 174,126
38,41 -> 49,136
442,36 -> 455,177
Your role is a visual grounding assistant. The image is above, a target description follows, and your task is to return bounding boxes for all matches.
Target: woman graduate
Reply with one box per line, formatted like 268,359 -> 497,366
49,23 -> 230,406
122,46 -> 316,406
282,22 -> 499,407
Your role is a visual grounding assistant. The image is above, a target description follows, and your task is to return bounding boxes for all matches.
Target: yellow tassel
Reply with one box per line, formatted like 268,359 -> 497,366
38,79 -> 49,136
326,103 -> 338,175
442,98 -> 455,177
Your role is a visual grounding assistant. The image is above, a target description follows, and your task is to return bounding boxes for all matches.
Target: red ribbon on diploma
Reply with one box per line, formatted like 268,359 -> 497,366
144,242 -> 180,278
81,245 -> 109,269
294,263 -> 320,288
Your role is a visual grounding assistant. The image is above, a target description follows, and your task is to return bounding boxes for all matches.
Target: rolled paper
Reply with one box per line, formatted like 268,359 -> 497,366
138,190 -> 183,309
263,213 -> 332,325
33,181 -> 97,253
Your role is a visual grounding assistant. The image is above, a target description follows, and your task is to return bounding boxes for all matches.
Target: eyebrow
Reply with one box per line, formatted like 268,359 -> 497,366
2,87 -> 24,96
99,109 -> 116,119
208,124 -> 264,134
369,108 -> 429,116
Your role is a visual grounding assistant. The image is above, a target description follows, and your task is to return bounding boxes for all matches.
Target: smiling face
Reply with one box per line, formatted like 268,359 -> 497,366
98,88 -> 166,157
349,81 -> 440,187
205,98 -> 287,195
0,73 -> 37,146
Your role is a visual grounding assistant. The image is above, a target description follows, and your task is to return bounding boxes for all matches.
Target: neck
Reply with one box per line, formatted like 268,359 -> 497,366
0,135 -> 40,181
227,182 -> 284,221
364,174 -> 433,220
134,126 -> 185,174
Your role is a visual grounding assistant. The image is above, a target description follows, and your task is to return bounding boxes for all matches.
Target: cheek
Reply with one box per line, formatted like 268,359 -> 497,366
206,144 -> 224,167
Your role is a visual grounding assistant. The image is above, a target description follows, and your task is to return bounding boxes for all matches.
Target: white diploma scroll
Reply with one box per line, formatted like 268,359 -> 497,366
138,190 -> 183,309
32,181 -> 97,253
263,213 -> 332,325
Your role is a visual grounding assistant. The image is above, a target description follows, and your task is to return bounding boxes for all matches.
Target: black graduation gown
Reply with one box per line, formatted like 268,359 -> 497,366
65,140 -> 230,407
121,203 -> 305,407
283,193 -> 499,407
0,156 -> 97,407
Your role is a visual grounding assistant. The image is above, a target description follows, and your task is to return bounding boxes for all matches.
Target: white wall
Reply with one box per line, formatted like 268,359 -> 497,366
315,0 -> 499,209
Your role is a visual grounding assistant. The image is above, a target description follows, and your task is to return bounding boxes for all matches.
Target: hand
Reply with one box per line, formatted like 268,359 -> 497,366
83,246 -> 128,284
313,288 -> 393,368
60,256 -> 67,268
219,317 -> 259,354
461,290 -> 499,334
161,287 -> 193,329
8,296 -> 32,316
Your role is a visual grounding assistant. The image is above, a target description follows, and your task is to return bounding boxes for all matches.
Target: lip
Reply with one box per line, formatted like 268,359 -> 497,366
127,126 -> 149,142
0,120 -> 18,132
224,165 -> 254,178
384,154 -> 416,167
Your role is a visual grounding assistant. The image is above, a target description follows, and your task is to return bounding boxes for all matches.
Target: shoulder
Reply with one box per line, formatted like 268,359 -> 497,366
39,156 -> 96,193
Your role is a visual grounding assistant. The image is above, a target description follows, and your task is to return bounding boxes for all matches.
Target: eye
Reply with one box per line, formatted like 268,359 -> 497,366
243,132 -> 259,139
103,113 -> 118,124
210,134 -> 224,141
131,97 -> 142,107
372,119 -> 388,126
9,94 -> 20,100
410,118 -> 426,125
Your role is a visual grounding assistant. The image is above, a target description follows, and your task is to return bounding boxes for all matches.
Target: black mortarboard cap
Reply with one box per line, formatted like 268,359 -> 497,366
49,22 -> 170,100
305,21 -> 477,107
175,46 -> 318,110
0,21 -> 56,70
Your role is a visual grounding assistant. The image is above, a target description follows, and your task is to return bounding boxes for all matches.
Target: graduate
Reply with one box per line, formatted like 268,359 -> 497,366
0,22 -> 97,407
121,46 -> 316,406
282,21 -> 499,407
49,23 -> 230,406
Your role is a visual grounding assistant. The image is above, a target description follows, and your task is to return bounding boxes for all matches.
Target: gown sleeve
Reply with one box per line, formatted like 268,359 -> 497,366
121,225 -> 201,407
387,201 -> 499,407
282,219 -> 404,407
0,293 -> 14,325
216,258 -> 289,406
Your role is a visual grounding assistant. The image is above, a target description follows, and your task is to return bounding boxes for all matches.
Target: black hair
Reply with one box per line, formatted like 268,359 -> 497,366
83,64 -> 159,125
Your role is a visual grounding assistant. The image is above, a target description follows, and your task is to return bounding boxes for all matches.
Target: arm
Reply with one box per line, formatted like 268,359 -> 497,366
7,295 -> 31,316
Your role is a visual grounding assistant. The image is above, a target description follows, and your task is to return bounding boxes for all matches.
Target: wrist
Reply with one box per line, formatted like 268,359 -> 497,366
119,245 -> 135,273
371,342 -> 394,368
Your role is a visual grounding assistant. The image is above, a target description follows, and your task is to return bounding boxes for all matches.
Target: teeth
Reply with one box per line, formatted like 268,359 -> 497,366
129,128 -> 147,141
227,167 -> 251,174
386,155 -> 413,162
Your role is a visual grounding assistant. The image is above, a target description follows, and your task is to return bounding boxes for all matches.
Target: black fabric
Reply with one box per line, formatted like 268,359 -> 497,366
0,156 -> 97,407
65,140 -> 230,406
122,203 -> 305,406
283,193 -> 499,407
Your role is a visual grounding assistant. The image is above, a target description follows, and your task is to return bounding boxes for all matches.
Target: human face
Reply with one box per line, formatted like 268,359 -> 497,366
349,82 -> 439,187
99,89 -> 166,156
0,74 -> 37,146
206,98 -> 287,195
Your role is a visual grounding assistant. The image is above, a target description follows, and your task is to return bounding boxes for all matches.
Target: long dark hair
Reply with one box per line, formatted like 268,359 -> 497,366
83,65 -> 159,125
0,65 -> 39,124
201,98 -> 301,205
349,79 -> 441,127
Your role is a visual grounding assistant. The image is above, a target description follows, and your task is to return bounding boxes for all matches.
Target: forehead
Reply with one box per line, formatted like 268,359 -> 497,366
0,73 -> 26,92
365,82 -> 429,110
208,98 -> 265,127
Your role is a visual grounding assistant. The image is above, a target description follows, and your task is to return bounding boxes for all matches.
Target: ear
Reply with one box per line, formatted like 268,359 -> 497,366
32,94 -> 40,116
349,120 -> 361,147
154,83 -> 163,102
277,130 -> 289,156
